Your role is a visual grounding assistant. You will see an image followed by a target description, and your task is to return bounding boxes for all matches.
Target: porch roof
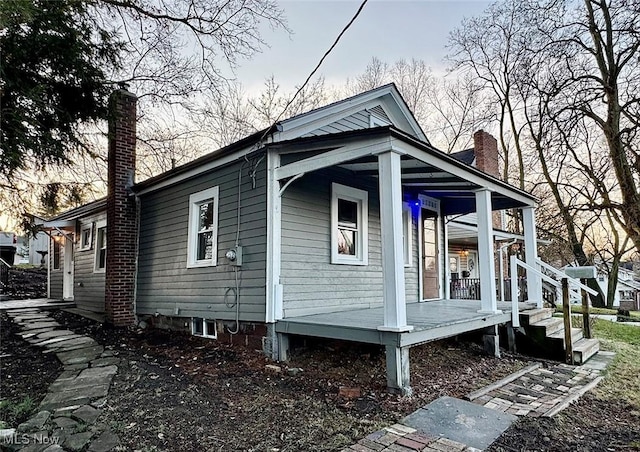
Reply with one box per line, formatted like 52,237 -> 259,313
271,127 -> 537,216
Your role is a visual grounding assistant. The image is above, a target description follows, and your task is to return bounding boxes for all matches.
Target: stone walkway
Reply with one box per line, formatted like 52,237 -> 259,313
1,308 -> 120,452
343,353 -> 614,451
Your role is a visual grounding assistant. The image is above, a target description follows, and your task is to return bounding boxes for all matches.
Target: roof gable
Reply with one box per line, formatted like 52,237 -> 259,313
275,84 -> 427,143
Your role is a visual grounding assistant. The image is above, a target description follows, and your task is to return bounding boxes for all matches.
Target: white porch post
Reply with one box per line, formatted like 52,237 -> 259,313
377,150 -> 412,332
443,216 -> 450,299
475,189 -> 500,314
523,206 -> 542,308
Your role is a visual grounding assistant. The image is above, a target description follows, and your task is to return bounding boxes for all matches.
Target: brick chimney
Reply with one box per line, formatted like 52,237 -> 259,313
473,130 -> 502,230
105,88 -> 137,327
473,130 -> 499,178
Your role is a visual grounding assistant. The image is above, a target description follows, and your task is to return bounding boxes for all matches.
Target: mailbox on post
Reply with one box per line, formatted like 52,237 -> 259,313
564,266 -> 597,279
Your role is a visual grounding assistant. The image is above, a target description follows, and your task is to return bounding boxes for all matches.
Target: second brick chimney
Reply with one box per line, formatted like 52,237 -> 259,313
105,88 -> 137,327
473,130 -> 499,178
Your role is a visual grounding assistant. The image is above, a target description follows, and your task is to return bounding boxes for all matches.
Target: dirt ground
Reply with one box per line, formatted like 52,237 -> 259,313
0,312 -> 62,427
488,396 -> 640,451
2,310 -> 639,451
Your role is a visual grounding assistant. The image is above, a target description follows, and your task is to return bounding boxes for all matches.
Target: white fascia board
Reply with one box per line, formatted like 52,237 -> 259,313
278,86 -> 396,133
277,87 -> 424,142
386,90 -> 427,142
393,139 -> 536,208
275,136 -> 393,181
36,220 -> 76,229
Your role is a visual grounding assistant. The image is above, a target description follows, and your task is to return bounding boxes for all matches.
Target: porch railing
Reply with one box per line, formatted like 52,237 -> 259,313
0,257 -> 10,293
450,278 -> 481,299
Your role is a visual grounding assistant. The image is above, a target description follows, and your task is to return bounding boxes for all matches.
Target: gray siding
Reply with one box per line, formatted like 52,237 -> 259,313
73,212 -> 106,313
49,245 -> 63,299
136,160 -> 268,322
301,107 -> 390,138
280,169 -> 420,318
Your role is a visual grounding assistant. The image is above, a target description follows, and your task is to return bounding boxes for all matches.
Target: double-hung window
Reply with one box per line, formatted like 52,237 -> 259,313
80,224 -> 93,251
187,186 -> 219,268
331,183 -> 368,265
94,221 -> 106,272
52,239 -> 61,270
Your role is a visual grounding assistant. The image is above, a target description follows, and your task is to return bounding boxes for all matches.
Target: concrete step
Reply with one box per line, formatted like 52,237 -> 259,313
548,327 -> 583,346
573,338 -> 599,364
529,317 -> 564,336
519,308 -> 554,326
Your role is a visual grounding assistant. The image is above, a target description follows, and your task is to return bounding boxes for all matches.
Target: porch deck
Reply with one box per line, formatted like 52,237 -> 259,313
276,300 -> 536,348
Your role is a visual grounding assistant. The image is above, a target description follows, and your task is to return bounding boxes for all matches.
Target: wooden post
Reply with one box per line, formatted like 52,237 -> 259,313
562,278 -> 573,364
581,278 -> 592,339
523,207 -> 542,308
377,151 -> 411,332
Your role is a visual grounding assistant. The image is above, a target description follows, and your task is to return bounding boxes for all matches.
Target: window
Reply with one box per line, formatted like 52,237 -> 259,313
187,187 -> 219,268
403,204 -> 412,267
331,183 -> 368,265
52,239 -> 61,270
79,224 -> 93,251
192,318 -> 217,339
94,222 -> 106,272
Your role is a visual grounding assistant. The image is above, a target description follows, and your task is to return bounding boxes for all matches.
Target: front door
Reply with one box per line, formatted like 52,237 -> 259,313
62,237 -> 74,300
422,209 -> 439,299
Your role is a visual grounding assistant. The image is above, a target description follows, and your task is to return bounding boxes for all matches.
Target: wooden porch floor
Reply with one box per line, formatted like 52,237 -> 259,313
276,300 -> 536,348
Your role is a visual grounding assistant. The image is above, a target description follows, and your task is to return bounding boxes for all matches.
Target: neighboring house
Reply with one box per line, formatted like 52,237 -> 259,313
596,267 -> 640,310
37,84 -> 544,394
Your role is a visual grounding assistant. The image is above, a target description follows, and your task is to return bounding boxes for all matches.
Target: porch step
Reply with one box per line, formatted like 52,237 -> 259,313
573,338 -> 600,364
519,308 -> 554,326
529,317 -> 564,336
547,327 -> 583,346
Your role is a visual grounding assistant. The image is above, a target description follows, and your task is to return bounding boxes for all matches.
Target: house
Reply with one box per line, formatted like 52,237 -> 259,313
596,266 -> 640,310
38,84 -> 549,394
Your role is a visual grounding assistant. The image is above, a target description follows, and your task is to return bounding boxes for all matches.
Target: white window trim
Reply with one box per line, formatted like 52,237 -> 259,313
93,221 -> 106,273
79,223 -> 93,251
403,203 -> 412,268
331,183 -> 368,266
187,186 -> 219,268
191,317 -> 217,339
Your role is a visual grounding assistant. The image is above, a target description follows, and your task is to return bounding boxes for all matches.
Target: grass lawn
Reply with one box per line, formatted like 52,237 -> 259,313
591,319 -> 640,408
561,305 -> 640,319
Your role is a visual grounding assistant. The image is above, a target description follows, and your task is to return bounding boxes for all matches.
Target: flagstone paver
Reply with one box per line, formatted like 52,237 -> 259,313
2,307 -> 120,452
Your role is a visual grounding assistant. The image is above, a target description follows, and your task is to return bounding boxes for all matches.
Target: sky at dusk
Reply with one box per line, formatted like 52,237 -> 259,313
233,0 -> 491,93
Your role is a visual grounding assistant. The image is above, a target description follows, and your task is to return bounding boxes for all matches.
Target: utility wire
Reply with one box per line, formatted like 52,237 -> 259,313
258,0 -> 369,144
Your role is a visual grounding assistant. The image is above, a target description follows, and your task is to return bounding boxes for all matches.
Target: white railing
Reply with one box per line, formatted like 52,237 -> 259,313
510,255 -> 559,327
536,259 -> 596,303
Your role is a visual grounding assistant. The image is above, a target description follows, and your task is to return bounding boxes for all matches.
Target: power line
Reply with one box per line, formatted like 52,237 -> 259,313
259,0 -> 369,143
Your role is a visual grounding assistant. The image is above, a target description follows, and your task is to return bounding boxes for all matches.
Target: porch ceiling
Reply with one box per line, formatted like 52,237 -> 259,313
273,127 -> 537,216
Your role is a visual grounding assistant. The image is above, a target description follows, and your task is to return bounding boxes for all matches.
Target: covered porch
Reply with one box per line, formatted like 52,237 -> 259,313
276,299 -> 536,392
268,126 -> 542,394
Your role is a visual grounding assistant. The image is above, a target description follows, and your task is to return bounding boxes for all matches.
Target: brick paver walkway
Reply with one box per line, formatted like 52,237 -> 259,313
344,353 -> 613,451
467,362 -> 603,417
343,423 -> 476,452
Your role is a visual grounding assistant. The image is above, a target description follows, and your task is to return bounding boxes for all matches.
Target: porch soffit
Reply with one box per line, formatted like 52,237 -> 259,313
274,129 -> 536,216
